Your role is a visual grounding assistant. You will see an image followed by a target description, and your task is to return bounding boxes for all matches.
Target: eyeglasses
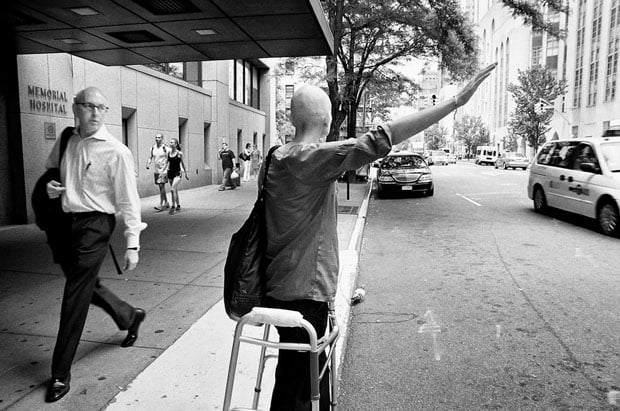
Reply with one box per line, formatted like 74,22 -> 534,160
76,102 -> 109,113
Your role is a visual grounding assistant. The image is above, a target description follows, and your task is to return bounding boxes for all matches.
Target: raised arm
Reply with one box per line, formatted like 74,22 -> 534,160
388,63 -> 497,146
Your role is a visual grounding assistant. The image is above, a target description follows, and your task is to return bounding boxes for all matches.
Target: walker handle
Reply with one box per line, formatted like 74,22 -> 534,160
247,307 -> 304,327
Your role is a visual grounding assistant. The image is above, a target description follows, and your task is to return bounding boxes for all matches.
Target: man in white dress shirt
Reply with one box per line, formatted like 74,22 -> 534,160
43,87 -> 147,403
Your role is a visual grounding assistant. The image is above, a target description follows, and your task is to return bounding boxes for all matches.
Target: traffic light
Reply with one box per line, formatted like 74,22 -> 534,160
432,94 -> 436,106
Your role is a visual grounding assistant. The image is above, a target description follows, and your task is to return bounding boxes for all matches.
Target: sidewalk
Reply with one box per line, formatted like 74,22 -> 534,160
0,178 -> 372,410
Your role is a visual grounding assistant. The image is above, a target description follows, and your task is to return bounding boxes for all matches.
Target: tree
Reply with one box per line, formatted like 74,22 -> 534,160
499,0 -> 568,38
322,0 -> 480,141
507,66 -> 567,153
424,124 -> 448,150
454,114 -> 490,157
501,134 -> 519,153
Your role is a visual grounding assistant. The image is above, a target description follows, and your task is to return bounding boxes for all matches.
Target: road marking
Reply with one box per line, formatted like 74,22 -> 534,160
418,310 -> 442,361
456,193 -> 482,207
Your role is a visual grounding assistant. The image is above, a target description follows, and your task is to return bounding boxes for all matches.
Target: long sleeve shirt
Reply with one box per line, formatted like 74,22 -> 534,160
261,126 -> 392,302
46,125 -> 146,248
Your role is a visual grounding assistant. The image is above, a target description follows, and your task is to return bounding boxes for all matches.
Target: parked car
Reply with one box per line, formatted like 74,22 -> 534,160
429,150 -> 448,166
446,153 -> 457,164
527,135 -> 620,236
495,152 -> 529,170
375,152 -> 434,197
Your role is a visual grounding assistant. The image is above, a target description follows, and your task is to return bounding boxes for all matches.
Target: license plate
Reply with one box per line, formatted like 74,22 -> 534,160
401,186 -> 413,191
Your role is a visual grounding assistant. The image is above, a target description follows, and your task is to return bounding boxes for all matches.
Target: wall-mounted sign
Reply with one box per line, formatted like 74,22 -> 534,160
44,122 -> 56,140
27,86 -> 68,115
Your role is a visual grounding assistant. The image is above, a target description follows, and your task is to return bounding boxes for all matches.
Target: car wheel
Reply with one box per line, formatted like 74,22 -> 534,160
597,201 -> 620,237
533,186 -> 547,213
494,164 -> 498,169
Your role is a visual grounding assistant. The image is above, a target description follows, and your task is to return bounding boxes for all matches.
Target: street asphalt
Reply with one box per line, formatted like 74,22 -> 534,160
0,177 -> 371,410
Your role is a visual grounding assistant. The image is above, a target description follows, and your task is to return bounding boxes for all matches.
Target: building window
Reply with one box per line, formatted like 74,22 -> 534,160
587,0 -> 603,106
285,85 -> 295,108
531,34 -> 543,66
252,67 -> 259,108
605,0 -> 620,101
573,0 -> 587,108
144,62 -> 184,79
285,60 -> 295,74
235,60 -> 244,103
230,59 -> 261,110
546,37 -> 559,68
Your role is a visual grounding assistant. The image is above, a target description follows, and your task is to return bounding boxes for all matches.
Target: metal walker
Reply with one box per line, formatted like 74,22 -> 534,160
223,305 -> 340,411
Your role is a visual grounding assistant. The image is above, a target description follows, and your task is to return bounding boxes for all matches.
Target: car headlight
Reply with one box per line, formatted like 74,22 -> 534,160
419,174 -> 432,182
378,175 -> 394,182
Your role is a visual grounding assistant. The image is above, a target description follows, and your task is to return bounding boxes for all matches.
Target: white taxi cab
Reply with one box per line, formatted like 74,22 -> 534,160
527,133 -> 620,236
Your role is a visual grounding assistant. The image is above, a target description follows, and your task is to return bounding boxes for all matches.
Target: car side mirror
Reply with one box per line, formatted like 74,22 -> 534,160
579,162 -> 597,173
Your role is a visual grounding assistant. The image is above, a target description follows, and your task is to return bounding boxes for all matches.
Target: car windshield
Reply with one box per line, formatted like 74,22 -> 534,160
381,156 -> 426,169
600,141 -> 620,172
431,151 -> 445,156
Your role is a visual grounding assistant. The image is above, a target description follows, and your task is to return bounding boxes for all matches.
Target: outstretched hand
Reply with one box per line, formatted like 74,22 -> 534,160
455,63 -> 497,107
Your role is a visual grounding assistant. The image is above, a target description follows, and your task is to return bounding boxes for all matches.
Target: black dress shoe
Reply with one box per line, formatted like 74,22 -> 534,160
45,377 -> 70,403
121,308 -> 146,347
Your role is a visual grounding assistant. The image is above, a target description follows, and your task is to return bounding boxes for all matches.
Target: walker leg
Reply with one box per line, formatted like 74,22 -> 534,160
223,322 -> 246,411
329,336 -> 338,411
252,324 -> 271,409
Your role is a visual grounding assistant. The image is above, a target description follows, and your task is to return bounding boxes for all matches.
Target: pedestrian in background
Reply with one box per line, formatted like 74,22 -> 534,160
260,63 -> 496,410
241,142 -> 252,182
161,137 -> 188,215
146,133 -> 170,211
250,144 -> 262,180
218,142 -> 236,191
43,86 -> 148,403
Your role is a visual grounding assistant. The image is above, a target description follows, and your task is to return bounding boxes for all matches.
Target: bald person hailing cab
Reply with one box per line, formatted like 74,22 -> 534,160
260,64 -> 497,410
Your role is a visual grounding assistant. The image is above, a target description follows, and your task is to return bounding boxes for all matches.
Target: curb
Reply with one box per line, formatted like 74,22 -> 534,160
333,178 -> 373,382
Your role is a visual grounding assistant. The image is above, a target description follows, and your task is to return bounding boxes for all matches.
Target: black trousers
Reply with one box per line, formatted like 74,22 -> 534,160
265,298 -> 330,411
51,213 -> 136,379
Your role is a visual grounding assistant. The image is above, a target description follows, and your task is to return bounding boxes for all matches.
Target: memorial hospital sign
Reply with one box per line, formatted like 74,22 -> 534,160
27,86 -> 69,115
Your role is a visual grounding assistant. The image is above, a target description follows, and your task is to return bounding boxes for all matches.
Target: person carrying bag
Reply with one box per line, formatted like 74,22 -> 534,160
223,145 -> 279,320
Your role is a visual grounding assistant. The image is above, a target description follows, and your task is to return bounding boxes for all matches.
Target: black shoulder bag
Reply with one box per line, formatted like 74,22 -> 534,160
223,145 -> 279,321
31,127 -> 75,263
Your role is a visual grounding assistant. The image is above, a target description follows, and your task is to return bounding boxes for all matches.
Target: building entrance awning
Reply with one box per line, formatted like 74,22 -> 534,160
8,0 -> 334,66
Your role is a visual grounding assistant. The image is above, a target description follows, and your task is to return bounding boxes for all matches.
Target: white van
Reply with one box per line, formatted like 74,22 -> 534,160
475,146 -> 497,165
527,136 -> 620,236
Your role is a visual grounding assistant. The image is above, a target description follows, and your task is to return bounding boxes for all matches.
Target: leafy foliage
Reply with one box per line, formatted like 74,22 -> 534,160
499,0 -> 568,38
507,66 -> 567,153
424,124 -> 449,150
502,134 -> 519,153
454,114 -> 490,157
322,0 -> 479,140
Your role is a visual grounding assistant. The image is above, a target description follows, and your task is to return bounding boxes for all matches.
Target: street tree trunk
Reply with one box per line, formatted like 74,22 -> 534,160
326,0 -> 345,142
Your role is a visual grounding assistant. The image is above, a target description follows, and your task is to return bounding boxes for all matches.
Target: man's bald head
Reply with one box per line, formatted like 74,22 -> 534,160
290,85 -> 332,141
